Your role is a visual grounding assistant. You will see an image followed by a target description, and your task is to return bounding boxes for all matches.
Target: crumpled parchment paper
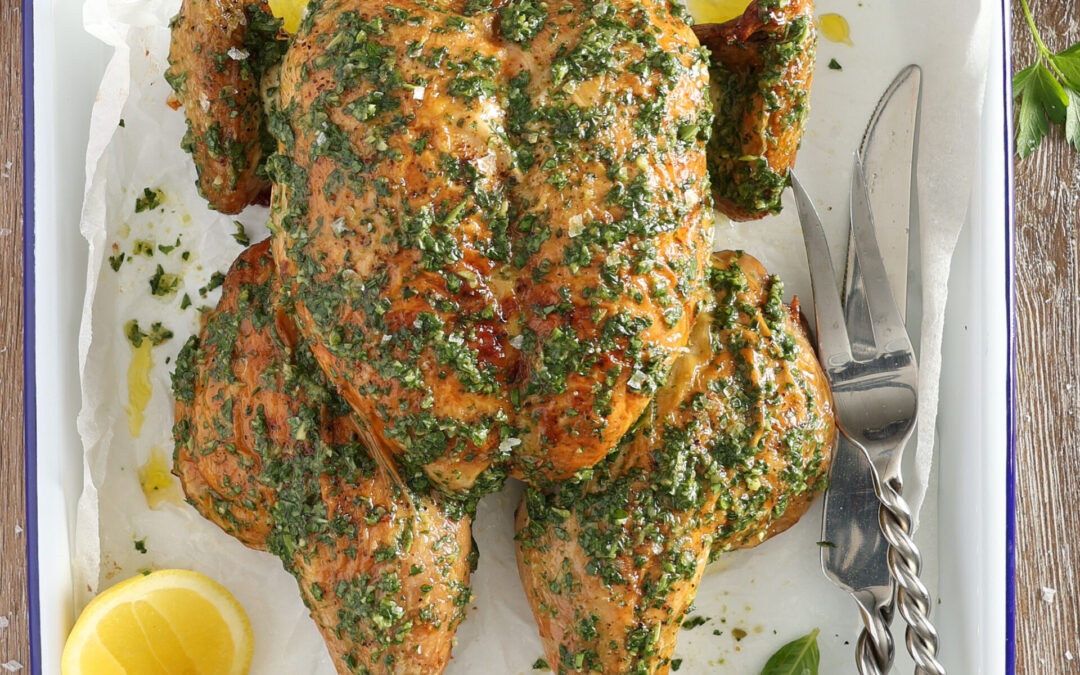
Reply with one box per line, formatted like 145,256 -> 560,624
74,0 -> 992,671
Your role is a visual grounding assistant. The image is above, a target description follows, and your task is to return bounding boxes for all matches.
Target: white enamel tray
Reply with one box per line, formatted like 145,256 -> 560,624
24,0 -> 1012,672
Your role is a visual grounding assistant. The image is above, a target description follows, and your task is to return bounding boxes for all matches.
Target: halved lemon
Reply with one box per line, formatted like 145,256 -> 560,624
61,569 -> 253,675
268,0 -> 308,33
684,0 -> 751,25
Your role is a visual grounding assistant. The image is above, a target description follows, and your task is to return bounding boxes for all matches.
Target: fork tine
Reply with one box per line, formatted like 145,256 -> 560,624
849,153 -> 915,355
790,172 -> 853,368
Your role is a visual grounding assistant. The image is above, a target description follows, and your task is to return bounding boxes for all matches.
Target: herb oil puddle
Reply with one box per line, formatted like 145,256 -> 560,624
139,446 -> 181,508
126,339 -> 153,438
817,13 -> 853,45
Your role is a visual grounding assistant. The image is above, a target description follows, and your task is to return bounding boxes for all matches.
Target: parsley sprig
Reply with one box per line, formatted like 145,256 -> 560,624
1014,0 -> 1080,158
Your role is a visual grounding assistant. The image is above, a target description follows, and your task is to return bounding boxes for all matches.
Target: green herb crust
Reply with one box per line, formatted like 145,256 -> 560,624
165,1 -> 287,213
172,241 -> 473,674
695,0 -> 816,220
515,251 -> 835,674
266,0 -> 714,500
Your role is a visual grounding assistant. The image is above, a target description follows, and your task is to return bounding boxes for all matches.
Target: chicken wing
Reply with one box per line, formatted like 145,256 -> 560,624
515,251 -> 835,674
694,0 -> 816,220
173,240 -> 474,674
165,0 -> 286,213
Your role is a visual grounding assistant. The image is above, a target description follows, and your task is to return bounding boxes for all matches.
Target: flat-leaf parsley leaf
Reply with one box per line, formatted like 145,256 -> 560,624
1014,0 -> 1080,156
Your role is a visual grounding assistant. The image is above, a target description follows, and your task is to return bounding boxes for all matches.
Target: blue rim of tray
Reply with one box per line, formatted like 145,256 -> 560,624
1002,0 -> 1018,669
18,1 -> 1017,672
22,0 -> 42,672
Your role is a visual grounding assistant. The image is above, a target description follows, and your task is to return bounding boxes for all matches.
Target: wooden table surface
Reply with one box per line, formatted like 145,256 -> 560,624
0,2 -> 1074,672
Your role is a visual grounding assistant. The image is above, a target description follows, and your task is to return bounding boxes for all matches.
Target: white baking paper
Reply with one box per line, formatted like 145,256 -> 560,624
74,0 -> 992,671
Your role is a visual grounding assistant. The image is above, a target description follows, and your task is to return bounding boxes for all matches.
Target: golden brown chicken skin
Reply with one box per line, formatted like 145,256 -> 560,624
165,0 -> 286,213
172,241 -> 474,674
514,251 -> 835,674
266,0 -> 715,497
694,0 -> 816,220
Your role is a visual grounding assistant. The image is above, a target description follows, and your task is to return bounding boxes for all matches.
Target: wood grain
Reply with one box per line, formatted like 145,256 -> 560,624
0,2 -> 28,672
0,1 -> 1073,672
1012,1 -> 1080,672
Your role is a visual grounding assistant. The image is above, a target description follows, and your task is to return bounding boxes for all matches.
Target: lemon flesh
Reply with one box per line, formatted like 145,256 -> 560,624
268,0 -> 308,33
684,0 -> 750,25
62,570 -> 253,675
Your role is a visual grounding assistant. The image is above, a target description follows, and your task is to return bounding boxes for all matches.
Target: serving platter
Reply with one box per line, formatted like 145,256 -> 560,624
24,0 -> 1012,672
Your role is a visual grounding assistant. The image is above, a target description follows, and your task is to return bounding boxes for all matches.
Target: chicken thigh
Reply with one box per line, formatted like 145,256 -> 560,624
173,241 -> 474,674
515,251 -> 835,674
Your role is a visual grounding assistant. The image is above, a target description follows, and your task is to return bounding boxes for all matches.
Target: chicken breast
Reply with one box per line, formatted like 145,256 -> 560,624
166,0 -> 286,213
515,251 -> 836,674
694,0 -> 816,220
173,240 -> 474,674
265,0 -> 715,497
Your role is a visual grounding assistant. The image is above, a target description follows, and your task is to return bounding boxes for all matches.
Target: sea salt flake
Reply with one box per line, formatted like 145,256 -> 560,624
509,335 -> 524,350
627,369 -> 648,390
498,437 -> 521,454
227,47 -> 249,61
2,660 -> 22,672
412,86 -> 425,101
568,214 -> 584,238
13,525 -> 21,535
1041,585 -> 1057,603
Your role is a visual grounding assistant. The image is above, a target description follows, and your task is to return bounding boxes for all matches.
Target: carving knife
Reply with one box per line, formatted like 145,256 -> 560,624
820,64 -> 922,675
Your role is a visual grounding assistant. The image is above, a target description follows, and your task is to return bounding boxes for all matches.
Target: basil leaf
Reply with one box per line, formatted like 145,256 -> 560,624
759,628 -> 820,675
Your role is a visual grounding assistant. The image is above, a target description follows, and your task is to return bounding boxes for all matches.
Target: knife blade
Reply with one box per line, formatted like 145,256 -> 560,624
820,64 -> 922,675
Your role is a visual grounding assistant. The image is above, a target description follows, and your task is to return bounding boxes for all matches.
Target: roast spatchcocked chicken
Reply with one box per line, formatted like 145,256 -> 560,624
165,0 -> 826,672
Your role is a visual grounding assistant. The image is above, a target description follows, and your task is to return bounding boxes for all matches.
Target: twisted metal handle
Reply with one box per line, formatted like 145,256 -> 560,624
855,601 -> 895,675
877,477 -> 946,675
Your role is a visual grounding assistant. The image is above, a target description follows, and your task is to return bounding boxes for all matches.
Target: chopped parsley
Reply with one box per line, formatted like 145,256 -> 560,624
682,615 -> 708,629
232,221 -> 250,246
198,271 -> 226,298
134,187 -> 165,213
500,0 -> 548,44
149,265 -> 180,297
158,237 -> 182,254
124,319 -> 173,348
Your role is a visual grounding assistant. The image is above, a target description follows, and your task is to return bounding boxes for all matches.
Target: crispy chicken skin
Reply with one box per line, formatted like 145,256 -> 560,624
694,0 -> 816,220
515,251 -> 836,674
267,0 -> 714,496
172,241 -> 474,674
165,0 -> 285,213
